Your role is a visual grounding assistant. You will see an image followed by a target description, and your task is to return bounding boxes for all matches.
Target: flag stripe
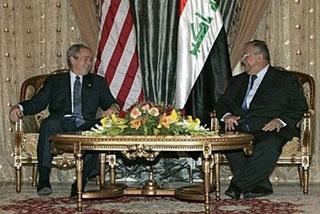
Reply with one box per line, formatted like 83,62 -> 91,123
175,0 -> 223,109
105,10 -> 133,84
95,0 -> 121,71
178,0 -> 188,16
95,0 -> 143,110
96,1 -> 128,78
116,51 -> 139,102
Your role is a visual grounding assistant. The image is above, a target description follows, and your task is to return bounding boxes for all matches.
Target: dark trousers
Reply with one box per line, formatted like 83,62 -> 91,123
37,117 -> 99,184
225,129 -> 286,192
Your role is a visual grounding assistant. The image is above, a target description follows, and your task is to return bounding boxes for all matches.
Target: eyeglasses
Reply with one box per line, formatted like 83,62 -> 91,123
242,52 -> 260,59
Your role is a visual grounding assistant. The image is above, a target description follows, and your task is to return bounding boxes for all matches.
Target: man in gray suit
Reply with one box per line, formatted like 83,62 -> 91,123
216,40 -> 308,199
9,44 -> 120,196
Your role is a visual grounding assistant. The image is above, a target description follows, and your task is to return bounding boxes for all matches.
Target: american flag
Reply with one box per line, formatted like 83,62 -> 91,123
95,0 -> 143,110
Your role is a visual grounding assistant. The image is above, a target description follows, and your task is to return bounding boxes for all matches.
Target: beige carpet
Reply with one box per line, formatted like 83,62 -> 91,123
0,181 -> 318,213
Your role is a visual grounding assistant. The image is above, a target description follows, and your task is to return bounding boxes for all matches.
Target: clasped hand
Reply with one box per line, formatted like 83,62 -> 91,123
224,114 -> 284,132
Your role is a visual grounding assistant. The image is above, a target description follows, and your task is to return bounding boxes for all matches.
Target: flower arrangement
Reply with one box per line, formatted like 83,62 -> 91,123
85,102 -> 214,136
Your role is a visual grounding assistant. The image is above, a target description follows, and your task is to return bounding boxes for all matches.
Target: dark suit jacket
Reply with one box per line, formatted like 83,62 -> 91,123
216,66 -> 308,140
20,71 -> 116,124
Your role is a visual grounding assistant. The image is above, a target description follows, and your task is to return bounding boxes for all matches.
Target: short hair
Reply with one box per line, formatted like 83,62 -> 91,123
66,44 -> 91,68
246,40 -> 270,62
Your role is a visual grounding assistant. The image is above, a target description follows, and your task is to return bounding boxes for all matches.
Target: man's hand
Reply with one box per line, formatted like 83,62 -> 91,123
224,114 -> 241,131
262,118 -> 284,132
103,103 -> 120,118
9,105 -> 22,122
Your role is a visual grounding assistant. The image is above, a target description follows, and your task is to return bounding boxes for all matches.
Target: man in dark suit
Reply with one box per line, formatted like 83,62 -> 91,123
215,40 -> 308,199
9,44 -> 120,196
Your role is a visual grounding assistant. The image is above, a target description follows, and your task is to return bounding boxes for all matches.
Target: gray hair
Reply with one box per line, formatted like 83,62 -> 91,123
66,44 -> 91,68
246,40 -> 270,62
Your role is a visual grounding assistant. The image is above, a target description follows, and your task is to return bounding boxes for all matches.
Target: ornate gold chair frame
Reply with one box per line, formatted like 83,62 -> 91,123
13,70 -> 113,193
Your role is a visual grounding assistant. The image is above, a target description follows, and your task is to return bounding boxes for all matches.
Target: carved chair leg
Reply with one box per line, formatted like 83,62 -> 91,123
99,153 -> 106,188
209,155 -> 214,189
32,164 -> 38,186
298,166 -> 304,187
303,167 -> 309,195
107,154 -> 116,184
16,167 -> 21,193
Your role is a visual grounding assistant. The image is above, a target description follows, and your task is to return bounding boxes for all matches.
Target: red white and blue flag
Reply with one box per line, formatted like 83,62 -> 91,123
175,0 -> 224,109
95,0 -> 143,110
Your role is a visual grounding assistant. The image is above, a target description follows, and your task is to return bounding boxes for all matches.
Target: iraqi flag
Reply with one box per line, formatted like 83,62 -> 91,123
175,0 -> 231,126
95,0 -> 143,110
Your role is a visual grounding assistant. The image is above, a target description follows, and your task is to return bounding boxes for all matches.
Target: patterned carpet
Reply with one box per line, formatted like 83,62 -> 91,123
0,182 -> 318,214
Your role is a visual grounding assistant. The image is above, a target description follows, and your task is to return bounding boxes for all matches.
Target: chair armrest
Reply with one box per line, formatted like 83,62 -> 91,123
299,109 -> 314,156
14,119 -> 24,167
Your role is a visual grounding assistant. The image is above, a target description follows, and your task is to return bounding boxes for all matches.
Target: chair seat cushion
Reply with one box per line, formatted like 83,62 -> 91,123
21,133 -> 39,158
20,133 -> 74,167
280,137 -> 301,158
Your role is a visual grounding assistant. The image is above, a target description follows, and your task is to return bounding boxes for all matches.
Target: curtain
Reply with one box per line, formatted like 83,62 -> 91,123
229,0 -> 270,69
70,0 -> 100,53
220,0 -> 239,35
131,0 -> 179,105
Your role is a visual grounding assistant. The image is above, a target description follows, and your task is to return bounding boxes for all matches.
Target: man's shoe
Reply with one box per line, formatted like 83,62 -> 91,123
243,186 -> 273,199
37,183 -> 52,196
70,183 -> 77,198
70,181 -> 87,198
225,183 -> 241,200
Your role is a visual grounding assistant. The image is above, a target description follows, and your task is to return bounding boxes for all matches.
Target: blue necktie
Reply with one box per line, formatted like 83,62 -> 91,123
241,75 -> 257,110
73,76 -> 85,127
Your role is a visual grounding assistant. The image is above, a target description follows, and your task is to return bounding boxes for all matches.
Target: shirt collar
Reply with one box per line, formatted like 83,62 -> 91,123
255,64 -> 269,80
70,71 -> 83,82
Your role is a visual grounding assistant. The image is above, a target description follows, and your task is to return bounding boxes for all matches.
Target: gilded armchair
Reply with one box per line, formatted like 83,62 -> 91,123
13,69 -> 115,193
276,69 -> 315,195
13,69 -> 72,193
211,69 -> 315,195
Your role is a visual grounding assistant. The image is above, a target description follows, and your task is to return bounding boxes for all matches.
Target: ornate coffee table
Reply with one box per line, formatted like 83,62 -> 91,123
51,132 -> 254,213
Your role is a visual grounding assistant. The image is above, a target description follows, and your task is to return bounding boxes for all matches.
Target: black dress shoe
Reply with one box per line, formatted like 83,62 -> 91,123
225,183 -> 241,200
70,183 -> 77,198
70,181 -> 87,198
37,183 -> 52,196
243,186 -> 273,199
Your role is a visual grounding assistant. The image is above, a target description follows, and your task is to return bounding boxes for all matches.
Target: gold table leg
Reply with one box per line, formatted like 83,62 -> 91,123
99,153 -> 106,188
203,154 -> 210,214
214,153 -> 221,198
76,153 -> 83,212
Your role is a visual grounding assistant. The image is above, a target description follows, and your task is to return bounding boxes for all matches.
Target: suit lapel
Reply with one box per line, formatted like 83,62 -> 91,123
249,67 -> 275,107
62,71 -> 72,113
82,74 -> 94,111
238,74 -> 250,105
